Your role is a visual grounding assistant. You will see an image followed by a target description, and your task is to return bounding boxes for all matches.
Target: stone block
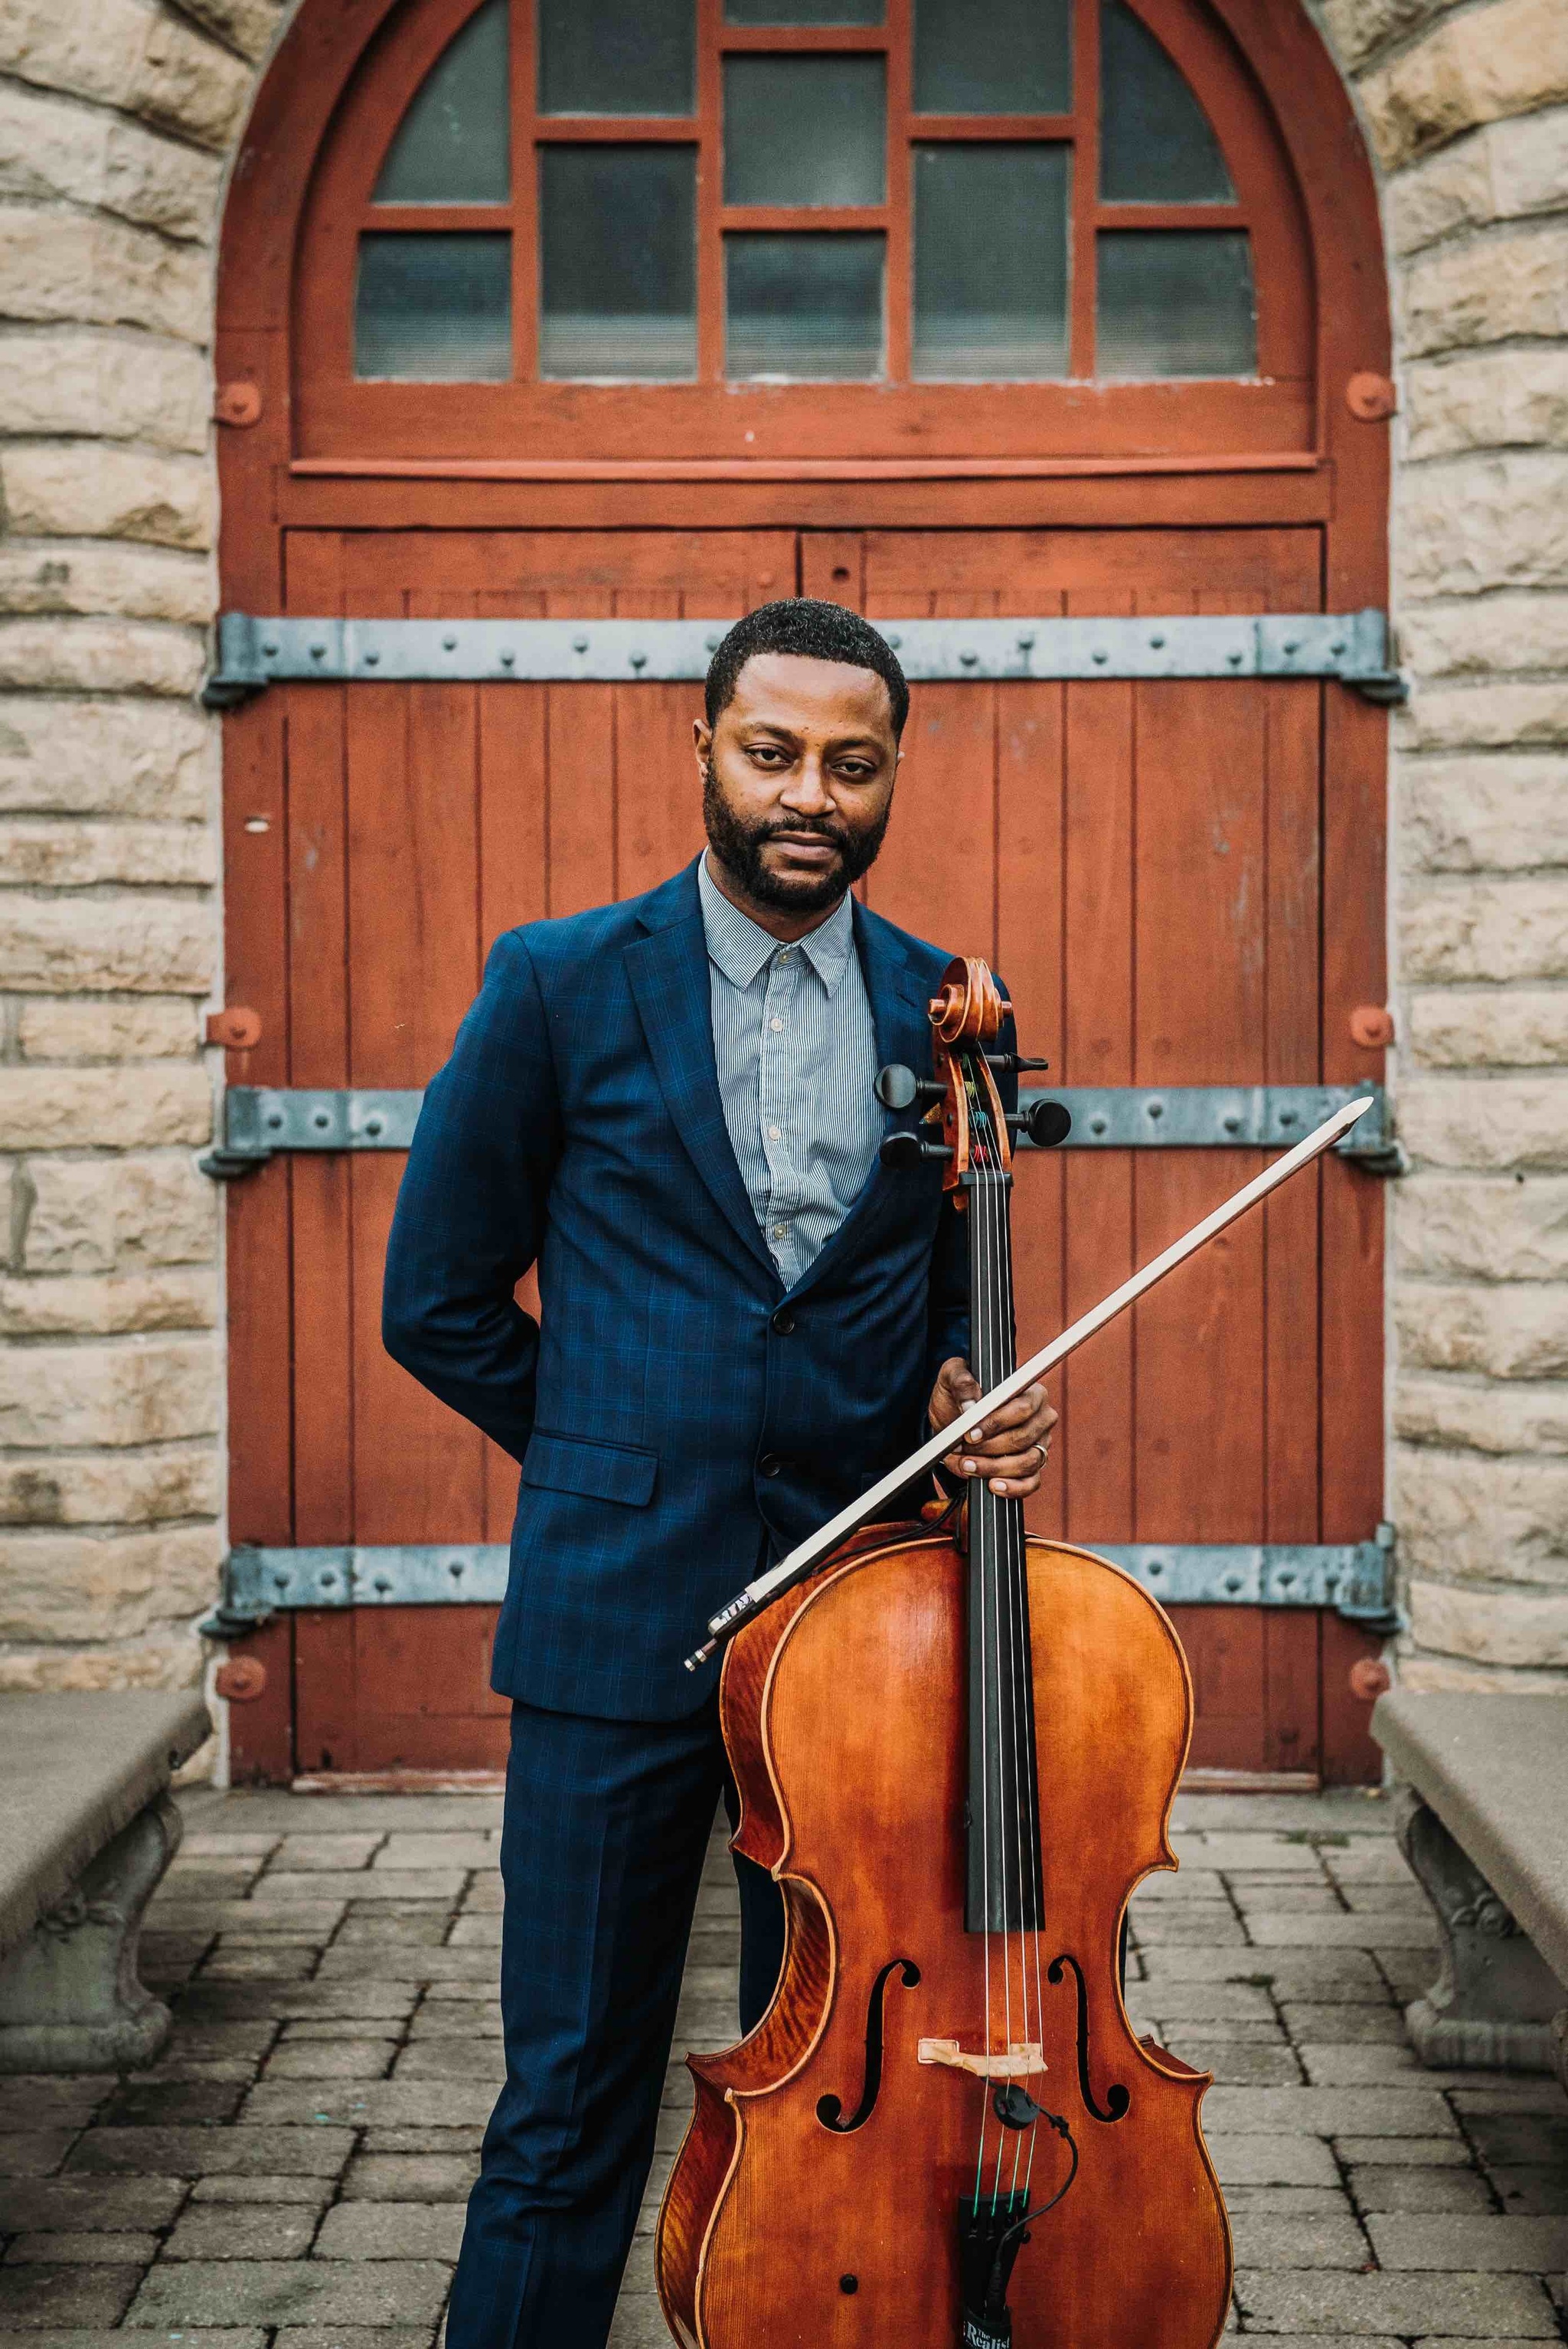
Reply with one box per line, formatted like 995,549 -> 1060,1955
163,2204 -> 320,2259
2,1261 -> 219,1340
1407,1578 -> 1568,1668
0,544 -> 215,627
1396,1178 -> 1568,1280
262,2040 -> 396,2080
1407,989 -> 1568,1070
0,0 -> 149,106
175,0 -> 288,64
1351,2162 -> 1498,2210
1244,1913 -> 1439,1950
373,1832 -> 497,1872
1209,2132 -> 1343,2186
1204,2083 -> 1459,2135
0,694 -> 216,818
1403,228 -> 1568,359
0,1443 -> 220,1527
0,2267 -> 141,2325
1321,0 -> 1452,74
1370,2212 -> 1568,2267
1402,599 -> 1568,686
1361,0 -> 1568,171
1393,1443 -> 1568,1580
1403,681 -> 1568,753
1396,1375 -> 1568,1456
1400,456 -> 1568,598
0,330 -> 211,453
1390,126 -> 1498,252
0,616 -> 205,697
2,443 -> 215,551
0,79 -> 224,240
0,1524 -> 222,1641
1233,2267 -> 1558,2334
339,2153 -> 478,2203
1403,883 -> 1568,986
0,1066 -> 211,1150
127,2262 -> 452,2328
0,2175 -> 186,2230
1405,350 -> 1568,462
5,2230 -> 161,2262
17,995 -> 201,1062
0,1335 -> 220,1446
1402,755 -> 1568,873
240,2079 -> 495,2129
131,11 -> 256,148
1400,1079 -> 1568,1172
0,206 -> 209,342
1,819 -> 215,889
1229,2212 -> 1370,2266
312,2203 -> 466,2260
0,899 -> 215,996
23,1154 -> 215,1274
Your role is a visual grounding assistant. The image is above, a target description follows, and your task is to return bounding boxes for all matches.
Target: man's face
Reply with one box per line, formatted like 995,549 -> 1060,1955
694,652 -> 900,916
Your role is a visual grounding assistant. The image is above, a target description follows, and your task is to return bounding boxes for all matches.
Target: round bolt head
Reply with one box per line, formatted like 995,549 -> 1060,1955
1349,1003 -> 1395,1049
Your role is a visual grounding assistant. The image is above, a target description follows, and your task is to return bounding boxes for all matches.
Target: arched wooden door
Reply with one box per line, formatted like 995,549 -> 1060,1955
215,0 -> 1393,1785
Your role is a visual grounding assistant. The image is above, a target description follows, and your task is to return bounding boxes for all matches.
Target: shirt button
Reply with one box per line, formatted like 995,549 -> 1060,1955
769,1016 -> 785,1032
771,1308 -> 796,1335
759,1453 -> 786,1478
767,1125 -> 782,1141
771,1222 -> 789,1240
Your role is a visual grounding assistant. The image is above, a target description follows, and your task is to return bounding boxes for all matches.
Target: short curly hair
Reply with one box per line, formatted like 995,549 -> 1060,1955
704,598 -> 910,738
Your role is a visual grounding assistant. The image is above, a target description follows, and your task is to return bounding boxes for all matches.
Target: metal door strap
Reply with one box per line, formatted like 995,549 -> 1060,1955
200,1081 -> 1397,1180
202,1527 -> 1397,1637
204,610 -> 1406,706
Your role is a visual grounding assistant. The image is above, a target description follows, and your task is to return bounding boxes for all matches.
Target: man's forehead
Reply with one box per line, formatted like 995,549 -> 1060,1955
725,649 -> 896,732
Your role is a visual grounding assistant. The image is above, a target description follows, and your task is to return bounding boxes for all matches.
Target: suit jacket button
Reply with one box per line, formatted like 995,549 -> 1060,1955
758,1453 -> 785,1478
771,1308 -> 796,1335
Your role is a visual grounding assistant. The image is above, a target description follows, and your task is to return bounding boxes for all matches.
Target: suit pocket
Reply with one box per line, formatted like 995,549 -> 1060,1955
521,1430 -> 658,1508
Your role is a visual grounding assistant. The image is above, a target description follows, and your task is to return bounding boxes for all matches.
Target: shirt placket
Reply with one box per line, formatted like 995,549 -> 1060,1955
758,946 -> 803,1282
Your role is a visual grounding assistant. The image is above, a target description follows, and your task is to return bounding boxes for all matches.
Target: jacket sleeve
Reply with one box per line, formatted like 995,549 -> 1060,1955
382,930 -> 562,1463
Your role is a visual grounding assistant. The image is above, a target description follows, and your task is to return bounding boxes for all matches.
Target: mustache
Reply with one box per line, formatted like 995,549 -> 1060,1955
754,817 -> 851,848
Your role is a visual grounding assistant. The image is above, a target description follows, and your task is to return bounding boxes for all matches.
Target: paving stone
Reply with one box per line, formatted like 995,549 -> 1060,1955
1465,2112 -> 1568,2173
406,2004 -> 502,2039
0,2134 -> 77,2177
11,2335 -> 265,2349
1228,2214 -> 1370,2268
241,2081 -> 495,2129
2,2233 -> 158,2265
1338,1884 -> 1433,1916
1176,1834 -> 1337,1871
1132,1908 -> 1247,1946
262,2040 -> 398,2081
313,2202 -> 466,2260
314,1949 -> 495,1982
1379,1952 -> 1442,2003
1246,1913 -> 1440,1949
183,1832 -> 282,1857
254,1873 -> 466,1906
0,2082 -> 108,2134
0,2266 -> 140,2325
335,1914 -> 452,1947
605,2292 -> 671,2347
163,2204 -> 321,2259
1224,2186 -> 1357,2215
1282,2004 -> 1409,2044
340,2153 -> 479,2203
460,1879 -> 504,1913
1299,2044 -> 1426,2084
268,1836 -> 384,1872
445,1916 -> 503,1948
1490,2168 -> 1568,2216
126,2260 -> 451,2326
1139,2017 -> 1289,2047
269,1985 -> 419,2024
1228,1883 -> 1344,1915
1134,1980 -> 1279,2022
1233,2267 -> 1558,2334
1339,2137 -> 1475,2168
1450,2082 -> 1568,2115
1208,2134 -> 1341,2187
97,2079 -> 247,2127
1207,2086 -> 1459,2138
1367,2213 -> 1568,2269
156,1900 -> 348,1936
1139,1949 -> 1387,1996
188,2176 -> 336,2207
1166,2041 -> 1302,2086
391,2040 -> 504,2083
373,1834 -> 495,1872
1349,2165 -> 1497,2213
274,2332 -> 436,2349
0,2177 -> 185,2232
361,2126 -> 485,2156
200,1950 -> 318,1983
64,2126 -> 353,2178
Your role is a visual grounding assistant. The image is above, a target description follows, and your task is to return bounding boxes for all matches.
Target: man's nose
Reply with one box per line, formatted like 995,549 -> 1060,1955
780,750 -> 835,811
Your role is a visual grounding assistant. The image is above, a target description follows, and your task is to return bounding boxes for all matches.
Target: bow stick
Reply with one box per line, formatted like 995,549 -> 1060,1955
685,1093 -> 1374,1671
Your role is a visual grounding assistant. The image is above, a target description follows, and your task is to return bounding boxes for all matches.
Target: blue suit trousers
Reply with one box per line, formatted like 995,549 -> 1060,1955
443,1698 -> 786,2349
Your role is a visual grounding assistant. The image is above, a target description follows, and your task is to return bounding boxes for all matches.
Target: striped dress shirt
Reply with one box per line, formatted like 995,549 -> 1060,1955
697,853 -> 883,1288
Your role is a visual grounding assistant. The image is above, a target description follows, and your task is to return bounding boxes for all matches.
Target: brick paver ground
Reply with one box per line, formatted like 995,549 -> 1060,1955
1,1785 -> 1563,2344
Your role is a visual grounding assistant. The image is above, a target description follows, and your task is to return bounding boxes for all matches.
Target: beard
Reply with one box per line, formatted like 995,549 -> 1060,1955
701,758 -> 891,915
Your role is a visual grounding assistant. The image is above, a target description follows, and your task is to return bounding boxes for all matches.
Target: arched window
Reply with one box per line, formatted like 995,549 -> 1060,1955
296,0 -> 1313,462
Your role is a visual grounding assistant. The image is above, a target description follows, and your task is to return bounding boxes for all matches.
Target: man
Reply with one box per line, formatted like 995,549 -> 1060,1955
383,597 -> 1057,2349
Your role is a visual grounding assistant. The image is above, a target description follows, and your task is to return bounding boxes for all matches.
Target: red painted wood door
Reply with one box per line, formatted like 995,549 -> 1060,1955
229,520 -> 1380,1783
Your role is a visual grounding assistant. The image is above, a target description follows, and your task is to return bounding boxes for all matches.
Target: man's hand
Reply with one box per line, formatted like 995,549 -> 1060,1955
928,1357 -> 1058,1498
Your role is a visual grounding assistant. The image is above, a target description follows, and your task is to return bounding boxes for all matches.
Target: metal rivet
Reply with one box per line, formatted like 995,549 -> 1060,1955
265,1112 -> 284,1130
365,1117 -> 384,1137
443,634 -> 457,652
363,649 -> 380,665
886,633 -> 901,649
1090,1114 -> 1108,1135
573,635 -> 590,653
1149,632 -> 1165,649
1148,1560 -> 1164,1576
262,640 -> 279,657
374,1576 -> 391,1595
1224,1574 -> 1243,1593
1092,648 -> 1108,664
1227,649 -> 1244,665
500,649 -> 515,667
1279,1110 -> 1297,1125
1017,632 -> 1035,650
1282,638 -> 1300,655
1223,1114 -> 1240,1132
1147,1100 -> 1164,1119
312,1111 -> 330,1130
309,642 -> 325,659
1330,639 -> 1346,656
630,652 -> 647,670
959,649 -> 978,666
706,633 -> 720,652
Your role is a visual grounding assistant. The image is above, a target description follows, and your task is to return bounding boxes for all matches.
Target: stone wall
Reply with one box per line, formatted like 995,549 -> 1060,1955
1316,0 -> 1568,1687
0,0 -> 1563,1715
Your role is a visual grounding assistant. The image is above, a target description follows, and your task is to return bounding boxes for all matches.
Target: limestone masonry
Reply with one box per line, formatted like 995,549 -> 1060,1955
0,0 -> 1565,1717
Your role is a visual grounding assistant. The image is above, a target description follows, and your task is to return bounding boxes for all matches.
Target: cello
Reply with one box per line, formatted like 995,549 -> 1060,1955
657,958 -> 1368,2349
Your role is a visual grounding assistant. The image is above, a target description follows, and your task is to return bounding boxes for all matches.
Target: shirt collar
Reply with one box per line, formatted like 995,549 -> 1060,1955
698,852 -> 858,996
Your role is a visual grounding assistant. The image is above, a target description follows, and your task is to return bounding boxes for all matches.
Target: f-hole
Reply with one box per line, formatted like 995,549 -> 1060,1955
816,1957 -> 921,2133
1047,1952 -> 1131,2124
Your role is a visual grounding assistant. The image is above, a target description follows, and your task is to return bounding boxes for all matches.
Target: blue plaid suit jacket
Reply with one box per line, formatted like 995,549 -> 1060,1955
383,858 -> 986,1720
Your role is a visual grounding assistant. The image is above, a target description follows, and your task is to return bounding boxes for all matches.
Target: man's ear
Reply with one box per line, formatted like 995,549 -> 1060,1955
693,717 -> 712,776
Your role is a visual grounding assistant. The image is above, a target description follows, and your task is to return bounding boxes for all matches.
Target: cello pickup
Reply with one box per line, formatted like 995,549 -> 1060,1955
916,2038 -> 1046,2079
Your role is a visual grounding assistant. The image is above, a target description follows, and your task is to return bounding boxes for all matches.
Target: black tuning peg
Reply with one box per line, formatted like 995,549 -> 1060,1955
986,1054 -> 1050,1073
1008,1098 -> 1073,1149
875,1063 -> 946,1110
879,1132 -> 955,1171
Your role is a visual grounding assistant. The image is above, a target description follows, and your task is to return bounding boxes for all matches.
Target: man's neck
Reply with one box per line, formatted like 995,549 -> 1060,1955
701,848 -> 847,944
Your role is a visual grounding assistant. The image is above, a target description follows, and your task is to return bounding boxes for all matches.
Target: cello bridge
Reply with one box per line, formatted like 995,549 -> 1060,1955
916,2038 -> 1046,2079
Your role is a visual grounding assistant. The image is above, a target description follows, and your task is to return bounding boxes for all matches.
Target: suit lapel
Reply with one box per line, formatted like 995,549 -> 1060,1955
786,900 -> 939,1305
624,864 -> 779,1284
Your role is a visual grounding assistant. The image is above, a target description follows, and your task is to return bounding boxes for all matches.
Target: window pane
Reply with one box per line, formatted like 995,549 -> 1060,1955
913,145 -> 1068,380
726,0 -> 881,19
373,0 -> 508,204
914,0 -> 1071,114
726,234 -> 883,377
355,234 -> 511,379
1100,0 -> 1233,201
538,0 -> 694,116
540,147 -> 696,378
1096,230 -> 1255,376
723,57 -> 885,206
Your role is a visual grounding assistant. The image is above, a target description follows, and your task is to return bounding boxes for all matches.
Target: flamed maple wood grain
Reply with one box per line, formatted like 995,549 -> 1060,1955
658,1534 -> 1231,2348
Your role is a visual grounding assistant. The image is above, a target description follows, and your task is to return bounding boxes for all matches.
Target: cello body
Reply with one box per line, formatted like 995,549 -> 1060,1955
657,1525 -> 1232,2349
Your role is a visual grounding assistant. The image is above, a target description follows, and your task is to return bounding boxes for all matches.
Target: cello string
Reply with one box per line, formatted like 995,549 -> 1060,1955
975,1112 -> 1018,2213
970,1064 -> 996,2205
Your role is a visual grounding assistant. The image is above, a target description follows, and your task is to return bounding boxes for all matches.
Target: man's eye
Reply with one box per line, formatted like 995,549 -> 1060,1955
748,744 -> 788,764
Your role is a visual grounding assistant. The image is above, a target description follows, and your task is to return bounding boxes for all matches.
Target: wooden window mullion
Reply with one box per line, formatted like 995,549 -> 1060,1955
1069,0 -> 1099,379
884,0 -> 912,384
696,0 -> 724,383
512,0 -> 538,381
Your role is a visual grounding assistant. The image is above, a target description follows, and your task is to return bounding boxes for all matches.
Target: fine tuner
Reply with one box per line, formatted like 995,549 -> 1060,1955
876,1060 -> 1073,1166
